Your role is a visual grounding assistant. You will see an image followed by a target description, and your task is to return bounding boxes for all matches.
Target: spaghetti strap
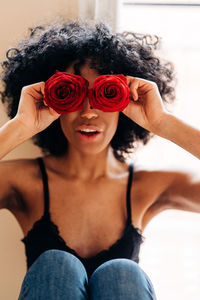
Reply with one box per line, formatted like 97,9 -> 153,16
36,157 -> 50,217
126,163 -> 134,225
22,159 -> 143,275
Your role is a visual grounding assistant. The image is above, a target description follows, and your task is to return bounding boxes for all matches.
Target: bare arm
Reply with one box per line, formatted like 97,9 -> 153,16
0,82 -> 60,161
139,169 -> 200,231
155,113 -> 200,160
0,118 -> 32,160
0,160 -> 21,210
0,81 -> 60,209
123,77 -> 200,160
161,170 -> 200,213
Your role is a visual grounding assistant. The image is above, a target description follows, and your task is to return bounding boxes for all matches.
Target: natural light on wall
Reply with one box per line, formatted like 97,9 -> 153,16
119,1 -> 200,299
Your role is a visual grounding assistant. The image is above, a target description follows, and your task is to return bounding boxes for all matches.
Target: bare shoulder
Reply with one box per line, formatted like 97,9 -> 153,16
131,162 -> 200,231
0,157 -> 40,211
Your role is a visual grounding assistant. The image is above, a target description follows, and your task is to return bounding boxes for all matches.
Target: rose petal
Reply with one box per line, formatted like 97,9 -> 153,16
44,72 -> 89,114
89,74 -> 129,112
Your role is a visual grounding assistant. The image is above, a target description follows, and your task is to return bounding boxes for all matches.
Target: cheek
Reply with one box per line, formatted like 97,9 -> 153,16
59,113 -> 77,139
105,112 -> 119,137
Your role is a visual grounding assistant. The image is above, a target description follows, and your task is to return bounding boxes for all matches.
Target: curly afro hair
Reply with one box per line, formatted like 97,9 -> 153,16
0,19 -> 176,162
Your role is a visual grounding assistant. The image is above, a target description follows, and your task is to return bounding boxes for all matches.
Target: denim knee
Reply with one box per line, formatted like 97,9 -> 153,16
90,258 -> 145,280
89,259 -> 157,300
18,250 -> 89,300
28,249 -> 88,282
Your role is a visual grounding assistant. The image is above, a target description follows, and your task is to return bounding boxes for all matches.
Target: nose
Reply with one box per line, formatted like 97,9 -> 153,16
80,98 -> 98,119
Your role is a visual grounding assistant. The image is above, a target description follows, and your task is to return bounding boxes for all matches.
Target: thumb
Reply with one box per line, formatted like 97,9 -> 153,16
48,107 -> 61,117
122,100 -> 140,116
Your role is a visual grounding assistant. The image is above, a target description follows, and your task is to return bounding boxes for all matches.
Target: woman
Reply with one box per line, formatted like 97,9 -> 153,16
0,20 -> 199,300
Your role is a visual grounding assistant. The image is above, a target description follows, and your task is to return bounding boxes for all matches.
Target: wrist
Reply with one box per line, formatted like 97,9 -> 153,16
151,112 -> 176,139
0,118 -> 34,160
9,117 -> 35,142
152,112 -> 200,159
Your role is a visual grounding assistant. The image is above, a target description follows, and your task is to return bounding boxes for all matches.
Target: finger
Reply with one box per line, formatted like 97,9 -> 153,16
129,80 -> 139,101
122,99 -> 140,117
43,100 -> 48,106
126,76 -> 140,101
49,107 -> 61,117
31,81 -> 45,91
24,82 -> 45,97
126,75 -> 134,85
40,82 -> 45,95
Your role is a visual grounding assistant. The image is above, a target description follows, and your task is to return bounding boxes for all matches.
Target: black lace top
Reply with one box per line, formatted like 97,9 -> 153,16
21,157 -> 145,279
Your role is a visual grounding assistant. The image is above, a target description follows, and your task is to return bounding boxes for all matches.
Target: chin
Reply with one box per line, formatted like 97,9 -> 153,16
74,144 -> 108,156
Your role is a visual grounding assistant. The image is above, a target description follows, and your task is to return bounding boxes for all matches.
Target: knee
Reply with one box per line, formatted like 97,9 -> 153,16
89,259 -> 157,299
90,259 -> 147,284
29,250 -> 88,281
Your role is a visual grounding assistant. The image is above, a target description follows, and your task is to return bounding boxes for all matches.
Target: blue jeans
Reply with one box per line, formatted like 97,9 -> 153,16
18,250 -> 157,299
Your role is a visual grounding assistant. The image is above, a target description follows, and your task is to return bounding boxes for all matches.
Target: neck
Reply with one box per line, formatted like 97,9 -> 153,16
56,145 -> 119,181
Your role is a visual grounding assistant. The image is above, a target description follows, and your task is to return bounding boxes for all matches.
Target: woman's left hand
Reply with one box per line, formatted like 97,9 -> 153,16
122,76 -> 168,133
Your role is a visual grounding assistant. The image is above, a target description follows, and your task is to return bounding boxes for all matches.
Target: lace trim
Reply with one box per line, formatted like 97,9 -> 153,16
21,214 -> 145,261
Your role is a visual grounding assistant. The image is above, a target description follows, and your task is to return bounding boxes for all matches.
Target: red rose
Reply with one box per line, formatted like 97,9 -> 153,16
44,71 -> 89,114
89,74 -> 130,112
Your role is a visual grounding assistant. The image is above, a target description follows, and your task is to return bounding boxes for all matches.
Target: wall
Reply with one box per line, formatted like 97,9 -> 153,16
0,1 -> 79,299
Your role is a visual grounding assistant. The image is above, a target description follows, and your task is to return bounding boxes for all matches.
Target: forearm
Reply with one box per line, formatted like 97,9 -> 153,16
155,113 -> 200,159
0,118 -> 31,160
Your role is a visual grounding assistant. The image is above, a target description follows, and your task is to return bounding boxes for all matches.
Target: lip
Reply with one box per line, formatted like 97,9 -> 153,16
76,131 -> 101,141
75,125 -> 103,132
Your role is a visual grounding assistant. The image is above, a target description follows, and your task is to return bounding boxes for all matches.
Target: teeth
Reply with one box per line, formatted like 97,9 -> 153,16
80,129 -> 97,132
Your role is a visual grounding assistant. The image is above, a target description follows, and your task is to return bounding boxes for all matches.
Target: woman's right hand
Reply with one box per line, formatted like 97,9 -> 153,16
14,82 -> 61,136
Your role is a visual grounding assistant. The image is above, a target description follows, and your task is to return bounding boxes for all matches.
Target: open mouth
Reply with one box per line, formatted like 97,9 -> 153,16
77,130 -> 101,140
78,130 -> 99,136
